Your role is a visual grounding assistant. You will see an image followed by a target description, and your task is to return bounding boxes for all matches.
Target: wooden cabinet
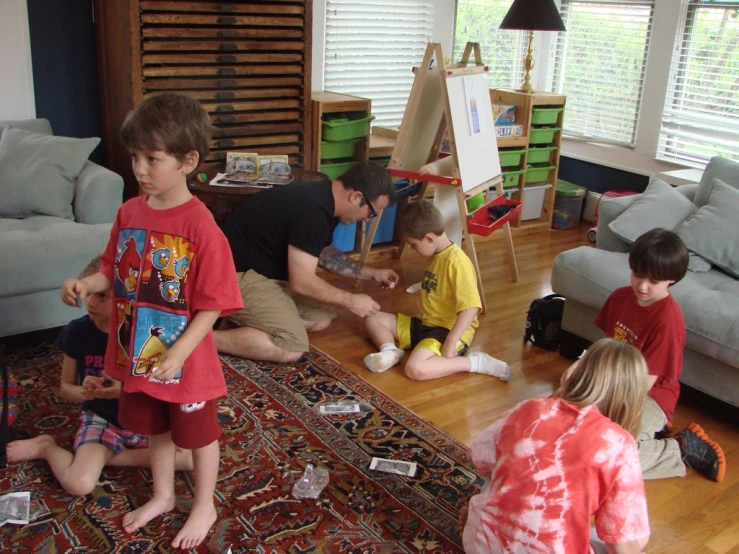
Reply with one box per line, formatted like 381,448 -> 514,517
490,90 -> 566,231
94,0 -> 313,199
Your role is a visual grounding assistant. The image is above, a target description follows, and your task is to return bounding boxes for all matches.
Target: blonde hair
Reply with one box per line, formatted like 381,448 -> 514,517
398,199 -> 445,239
554,338 -> 648,437
79,256 -> 101,279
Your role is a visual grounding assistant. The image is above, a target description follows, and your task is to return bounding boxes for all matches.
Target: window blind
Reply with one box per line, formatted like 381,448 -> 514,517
658,1 -> 739,168
453,0 -> 524,89
323,1 -> 434,128
546,0 -> 654,146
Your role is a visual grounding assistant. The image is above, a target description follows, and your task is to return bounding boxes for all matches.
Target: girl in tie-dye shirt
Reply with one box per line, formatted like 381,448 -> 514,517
463,339 -> 651,554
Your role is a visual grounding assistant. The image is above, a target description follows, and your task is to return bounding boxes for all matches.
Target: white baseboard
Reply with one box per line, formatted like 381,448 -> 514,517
583,192 -> 602,222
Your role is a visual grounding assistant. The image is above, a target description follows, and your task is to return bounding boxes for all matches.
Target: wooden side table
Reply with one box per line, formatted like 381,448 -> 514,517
189,168 -> 328,226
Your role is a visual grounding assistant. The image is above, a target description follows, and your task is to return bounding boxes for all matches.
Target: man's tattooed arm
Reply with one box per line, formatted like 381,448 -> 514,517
318,246 -> 369,279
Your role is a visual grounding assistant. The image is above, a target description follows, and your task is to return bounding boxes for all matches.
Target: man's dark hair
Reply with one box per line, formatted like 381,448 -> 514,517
629,228 -> 689,284
337,162 -> 396,205
121,92 -> 212,169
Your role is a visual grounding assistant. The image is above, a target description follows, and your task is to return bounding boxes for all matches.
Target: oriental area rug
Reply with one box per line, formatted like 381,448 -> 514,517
0,342 -> 483,553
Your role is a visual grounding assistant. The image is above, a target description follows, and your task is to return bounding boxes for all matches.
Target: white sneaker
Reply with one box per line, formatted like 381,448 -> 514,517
468,352 -> 511,382
363,349 -> 403,373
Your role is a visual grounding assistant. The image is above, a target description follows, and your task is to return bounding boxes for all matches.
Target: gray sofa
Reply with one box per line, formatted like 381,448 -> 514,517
0,119 -> 123,337
551,157 -> 739,408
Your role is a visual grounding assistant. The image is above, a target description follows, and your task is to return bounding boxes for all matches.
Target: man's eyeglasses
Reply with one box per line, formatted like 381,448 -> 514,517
360,195 -> 378,218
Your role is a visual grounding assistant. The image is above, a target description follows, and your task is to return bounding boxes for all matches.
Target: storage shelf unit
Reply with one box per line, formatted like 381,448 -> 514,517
310,91 -> 372,253
490,90 -> 566,231
94,0 -> 313,200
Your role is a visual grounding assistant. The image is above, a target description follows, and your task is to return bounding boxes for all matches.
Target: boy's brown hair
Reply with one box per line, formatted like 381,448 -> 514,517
120,92 -> 212,168
79,256 -> 101,279
398,199 -> 445,239
629,228 -> 689,284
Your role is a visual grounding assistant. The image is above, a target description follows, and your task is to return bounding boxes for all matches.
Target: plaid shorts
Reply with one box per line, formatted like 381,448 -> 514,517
74,411 -> 149,455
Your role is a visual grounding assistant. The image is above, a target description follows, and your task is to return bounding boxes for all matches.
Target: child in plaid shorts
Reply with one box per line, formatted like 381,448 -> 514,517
6,257 -> 193,495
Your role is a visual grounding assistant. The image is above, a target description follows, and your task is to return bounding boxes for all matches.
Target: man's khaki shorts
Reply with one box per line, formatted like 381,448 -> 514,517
227,270 -> 337,353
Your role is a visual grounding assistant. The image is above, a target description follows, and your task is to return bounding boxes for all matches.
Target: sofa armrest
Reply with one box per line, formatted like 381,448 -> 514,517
596,195 -> 640,253
73,161 -> 124,224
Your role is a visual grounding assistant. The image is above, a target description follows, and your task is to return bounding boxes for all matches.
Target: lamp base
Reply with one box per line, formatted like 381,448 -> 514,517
517,30 -> 536,94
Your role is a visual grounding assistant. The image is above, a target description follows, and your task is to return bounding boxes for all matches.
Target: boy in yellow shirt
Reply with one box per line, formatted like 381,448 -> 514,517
364,199 -> 510,381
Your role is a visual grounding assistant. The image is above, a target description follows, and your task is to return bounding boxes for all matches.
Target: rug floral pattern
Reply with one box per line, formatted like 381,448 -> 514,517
1,343 -> 483,553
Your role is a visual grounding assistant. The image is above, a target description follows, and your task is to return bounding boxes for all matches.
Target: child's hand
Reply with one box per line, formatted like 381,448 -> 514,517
440,340 -> 459,359
150,351 -> 184,382
81,374 -> 121,399
61,279 -> 89,307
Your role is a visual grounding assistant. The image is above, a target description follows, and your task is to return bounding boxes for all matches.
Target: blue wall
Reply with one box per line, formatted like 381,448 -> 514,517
559,156 -> 649,194
27,0 -> 101,161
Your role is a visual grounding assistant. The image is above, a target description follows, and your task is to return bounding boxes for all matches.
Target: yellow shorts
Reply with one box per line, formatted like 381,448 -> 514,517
396,313 -> 468,357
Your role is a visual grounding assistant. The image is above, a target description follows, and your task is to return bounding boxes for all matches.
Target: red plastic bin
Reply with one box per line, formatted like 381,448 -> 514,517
467,195 -> 523,237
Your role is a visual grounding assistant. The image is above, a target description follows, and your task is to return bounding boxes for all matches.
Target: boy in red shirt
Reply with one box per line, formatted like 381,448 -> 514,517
62,93 -> 243,549
594,228 -> 725,482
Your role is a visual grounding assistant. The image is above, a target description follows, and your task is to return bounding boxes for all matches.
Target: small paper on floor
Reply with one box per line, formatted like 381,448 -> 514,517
0,491 -> 31,527
370,457 -> 417,477
406,281 -> 422,294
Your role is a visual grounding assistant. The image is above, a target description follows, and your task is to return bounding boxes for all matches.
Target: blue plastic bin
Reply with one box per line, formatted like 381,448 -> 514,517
333,222 -> 357,252
372,204 -> 398,245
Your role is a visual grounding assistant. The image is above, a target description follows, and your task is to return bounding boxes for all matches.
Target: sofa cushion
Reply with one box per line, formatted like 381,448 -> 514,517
0,216 -> 111,298
677,178 -> 739,279
0,118 -> 52,139
552,246 -> 739,369
608,177 -> 697,245
0,128 -> 100,220
695,155 -> 739,207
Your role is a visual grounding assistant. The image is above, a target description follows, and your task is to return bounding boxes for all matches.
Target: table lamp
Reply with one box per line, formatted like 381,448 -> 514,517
499,0 -> 566,93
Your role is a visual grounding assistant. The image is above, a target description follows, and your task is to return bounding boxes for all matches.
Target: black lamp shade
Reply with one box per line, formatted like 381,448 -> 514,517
499,0 -> 566,32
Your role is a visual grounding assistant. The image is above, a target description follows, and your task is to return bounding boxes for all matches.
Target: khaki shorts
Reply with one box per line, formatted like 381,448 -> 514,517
227,270 -> 337,352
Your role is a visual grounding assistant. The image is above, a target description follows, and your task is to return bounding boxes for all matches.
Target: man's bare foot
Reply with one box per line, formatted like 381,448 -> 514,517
171,503 -> 217,550
122,495 -> 175,534
7,435 -> 55,462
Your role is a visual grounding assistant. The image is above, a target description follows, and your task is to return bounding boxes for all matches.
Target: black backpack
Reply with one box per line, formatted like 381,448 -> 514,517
524,294 -> 565,350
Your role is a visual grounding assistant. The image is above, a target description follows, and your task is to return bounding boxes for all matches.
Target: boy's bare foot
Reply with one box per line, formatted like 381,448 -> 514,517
171,503 -> 217,550
122,494 -> 176,534
7,434 -> 55,462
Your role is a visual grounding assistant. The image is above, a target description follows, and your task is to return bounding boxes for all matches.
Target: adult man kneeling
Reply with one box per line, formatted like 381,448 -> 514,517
215,162 -> 399,362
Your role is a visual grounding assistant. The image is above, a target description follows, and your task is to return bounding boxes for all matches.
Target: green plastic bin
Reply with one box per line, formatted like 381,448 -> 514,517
527,145 -> 557,164
525,164 -> 556,183
498,148 -> 526,168
529,127 -> 561,145
320,139 -> 361,160
322,114 -> 375,141
320,160 -> 357,180
531,107 -> 564,125
501,169 -> 525,188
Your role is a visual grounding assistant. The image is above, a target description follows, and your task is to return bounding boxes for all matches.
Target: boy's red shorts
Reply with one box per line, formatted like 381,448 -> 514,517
118,390 -> 221,449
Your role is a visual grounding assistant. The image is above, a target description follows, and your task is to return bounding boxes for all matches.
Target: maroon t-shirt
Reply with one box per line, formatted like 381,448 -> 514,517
100,196 -> 243,403
595,286 -> 685,420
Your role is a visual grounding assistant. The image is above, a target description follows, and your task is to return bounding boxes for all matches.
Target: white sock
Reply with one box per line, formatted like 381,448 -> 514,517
468,352 -> 511,382
364,344 -> 404,373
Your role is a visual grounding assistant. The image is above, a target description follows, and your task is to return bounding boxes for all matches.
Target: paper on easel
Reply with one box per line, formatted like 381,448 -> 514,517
434,185 -> 463,246
464,76 -> 487,136
420,156 -> 454,176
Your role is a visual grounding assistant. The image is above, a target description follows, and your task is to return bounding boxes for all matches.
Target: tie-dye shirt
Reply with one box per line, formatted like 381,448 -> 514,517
463,397 -> 649,553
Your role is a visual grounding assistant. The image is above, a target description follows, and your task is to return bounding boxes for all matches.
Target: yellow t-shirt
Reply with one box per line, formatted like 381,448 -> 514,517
420,243 -> 481,345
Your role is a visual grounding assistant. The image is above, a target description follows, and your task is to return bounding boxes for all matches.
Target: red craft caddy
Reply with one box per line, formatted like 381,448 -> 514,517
466,195 -> 523,237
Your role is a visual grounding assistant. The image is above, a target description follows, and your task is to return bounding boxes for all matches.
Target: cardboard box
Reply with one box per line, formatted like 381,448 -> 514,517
495,125 -> 524,138
492,104 -> 517,126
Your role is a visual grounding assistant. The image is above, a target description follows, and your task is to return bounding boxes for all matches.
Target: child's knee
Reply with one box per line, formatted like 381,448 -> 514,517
63,472 -> 99,496
404,360 -> 428,381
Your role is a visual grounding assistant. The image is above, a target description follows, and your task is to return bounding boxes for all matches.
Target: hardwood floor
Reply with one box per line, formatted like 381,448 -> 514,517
312,224 -> 739,554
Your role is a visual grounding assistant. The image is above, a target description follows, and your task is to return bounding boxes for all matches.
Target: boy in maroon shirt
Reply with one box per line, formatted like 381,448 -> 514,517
595,229 -> 725,482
